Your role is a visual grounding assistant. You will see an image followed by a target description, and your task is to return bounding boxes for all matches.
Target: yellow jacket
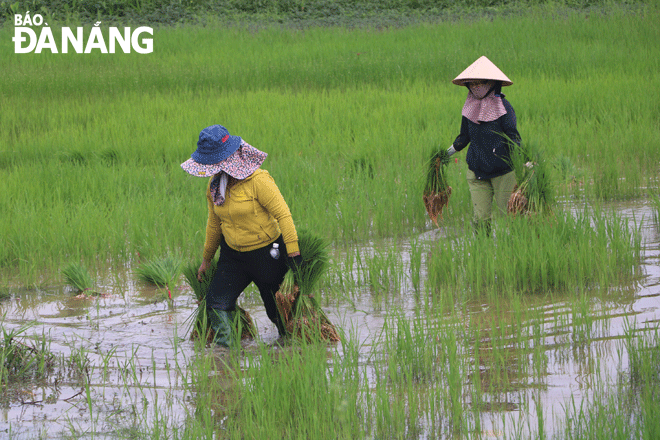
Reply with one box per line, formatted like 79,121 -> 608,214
202,169 -> 299,261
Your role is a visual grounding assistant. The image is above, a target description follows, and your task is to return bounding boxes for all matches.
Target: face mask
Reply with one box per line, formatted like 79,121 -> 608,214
470,82 -> 494,99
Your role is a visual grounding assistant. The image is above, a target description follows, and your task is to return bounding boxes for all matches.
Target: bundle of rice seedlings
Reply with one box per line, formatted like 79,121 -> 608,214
275,231 -> 340,342
422,148 -> 452,226
506,139 -> 554,215
135,256 -> 183,300
62,262 -> 98,296
182,260 -> 256,343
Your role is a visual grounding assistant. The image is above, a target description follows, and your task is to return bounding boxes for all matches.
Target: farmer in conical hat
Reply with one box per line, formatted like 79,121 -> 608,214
446,56 -> 521,233
181,125 -> 302,347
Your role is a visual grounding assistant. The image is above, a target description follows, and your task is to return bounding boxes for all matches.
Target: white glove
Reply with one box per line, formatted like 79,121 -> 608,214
446,145 -> 457,157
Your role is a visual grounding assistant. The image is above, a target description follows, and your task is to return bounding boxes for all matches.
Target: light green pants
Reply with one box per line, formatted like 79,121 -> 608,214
466,170 -> 516,227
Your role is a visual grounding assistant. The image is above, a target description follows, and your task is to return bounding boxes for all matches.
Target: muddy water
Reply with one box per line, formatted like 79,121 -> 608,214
0,200 -> 658,439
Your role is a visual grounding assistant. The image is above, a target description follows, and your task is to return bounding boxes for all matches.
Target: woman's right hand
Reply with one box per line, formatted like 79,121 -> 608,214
197,259 -> 211,282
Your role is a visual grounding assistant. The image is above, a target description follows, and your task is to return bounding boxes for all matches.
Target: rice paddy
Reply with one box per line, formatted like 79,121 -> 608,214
1,2 -> 660,438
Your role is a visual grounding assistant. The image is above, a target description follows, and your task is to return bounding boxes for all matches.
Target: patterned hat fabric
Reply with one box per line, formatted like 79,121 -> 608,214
181,141 -> 267,179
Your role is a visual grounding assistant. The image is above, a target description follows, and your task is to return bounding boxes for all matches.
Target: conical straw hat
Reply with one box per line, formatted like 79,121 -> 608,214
452,56 -> 513,86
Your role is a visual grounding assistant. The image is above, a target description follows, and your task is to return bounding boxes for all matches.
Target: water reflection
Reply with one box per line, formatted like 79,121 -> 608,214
0,200 -> 658,438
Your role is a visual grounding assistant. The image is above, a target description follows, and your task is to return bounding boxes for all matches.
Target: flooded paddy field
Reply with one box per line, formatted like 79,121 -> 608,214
2,6 -> 659,437
1,199 -> 658,439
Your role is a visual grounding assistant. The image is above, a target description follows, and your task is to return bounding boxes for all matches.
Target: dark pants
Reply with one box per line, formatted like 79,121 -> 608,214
207,234 -> 288,334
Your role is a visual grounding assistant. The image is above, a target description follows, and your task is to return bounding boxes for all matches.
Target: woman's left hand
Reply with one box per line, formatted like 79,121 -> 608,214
287,252 -> 303,271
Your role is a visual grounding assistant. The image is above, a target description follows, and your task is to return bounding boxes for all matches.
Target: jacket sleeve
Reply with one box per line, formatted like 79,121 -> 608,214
253,172 -> 299,255
202,182 -> 223,262
452,116 -> 471,151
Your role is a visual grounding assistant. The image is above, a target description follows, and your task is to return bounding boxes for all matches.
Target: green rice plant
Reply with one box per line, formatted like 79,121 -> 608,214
216,341 -> 362,438
554,154 -> 583,185
181,260 -> 255,343
651,190 -> 660,227
408,235 -> 423,292
570,292 -> 594,346
365,246 -> 403,298
293,230 -> 330,294
134,255 -> 182,289
560,325 -> 660,440
383,313 -> 442,383
182,260 -> 215,341
3,5 -> 660,281
506,137 -> 554,215
345,154 -> 375,179
276,230 -> 339,342
424,148 -> 451,193
61,262 -> 95,293
422,147 -> 452,226
428,207 -> 641,296
0,323 -> 57,385
627,328 -> 660,391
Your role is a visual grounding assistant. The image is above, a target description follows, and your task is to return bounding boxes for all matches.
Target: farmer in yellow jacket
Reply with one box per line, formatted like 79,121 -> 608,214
181,125 -> 301,346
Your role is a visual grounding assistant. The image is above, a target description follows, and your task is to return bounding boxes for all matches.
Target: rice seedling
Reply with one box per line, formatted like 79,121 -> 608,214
553,154 -> 583,185
0,4 -> 654,279
506,138 -> 554,215
422,147 -> 452,226
408,235 -> 423,292
559,325 -> 660,440
650,190 -> 660,227
428,206 -> 641,297
0,323 -> 57,385
61,262 -> 94,292
181,260 -> 256,344
276,231 -> 339,342
0,5 -> 658,438
61,262 -> 105,297
365,246 -> 403,298
215,341 -> 361,438
134,256 -> 182,300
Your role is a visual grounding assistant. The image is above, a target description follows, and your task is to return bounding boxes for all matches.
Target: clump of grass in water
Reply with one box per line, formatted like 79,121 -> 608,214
506,139 -> 554,215
135,256 -> 183,300
650,191 -> 660,227
428,207 -> 640,295
0,323 -> 57,384
182,260 -> 256,344
276,231 -> 340,342
560,325 -> 660,439
62,262 -> 103,297
422,147 -> 452,226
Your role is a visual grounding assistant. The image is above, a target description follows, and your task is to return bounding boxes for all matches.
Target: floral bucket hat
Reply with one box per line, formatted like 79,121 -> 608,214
181,125 -> 267,179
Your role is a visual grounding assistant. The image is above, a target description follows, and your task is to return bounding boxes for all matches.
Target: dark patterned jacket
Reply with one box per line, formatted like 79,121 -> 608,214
453,96 -> 521,180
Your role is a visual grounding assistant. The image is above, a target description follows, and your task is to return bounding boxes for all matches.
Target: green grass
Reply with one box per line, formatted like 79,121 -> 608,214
2,5 -> 659,281
558,326 -> 660,440
0,322 -> 56,386
134,255 -> 182,287
61,262 -> 95,292
428,207 -> 642,297
0,4 -> 659,438
507,138 -> 554,213
1,5 -> 658,283
1,0 -> 639,28
651,191 -> 660,227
